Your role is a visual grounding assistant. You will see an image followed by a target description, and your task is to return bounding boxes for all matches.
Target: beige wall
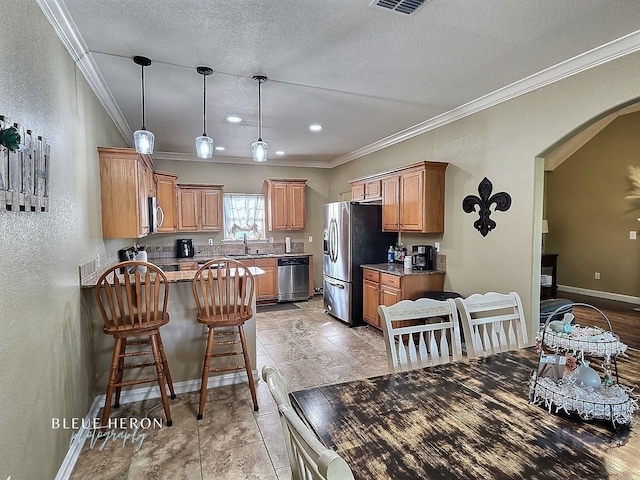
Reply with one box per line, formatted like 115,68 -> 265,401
330,52 -> 640,337
545,112 -> 640,297
0,3 -> 125,479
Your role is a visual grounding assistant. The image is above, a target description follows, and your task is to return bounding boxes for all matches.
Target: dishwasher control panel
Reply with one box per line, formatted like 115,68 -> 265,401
278,256 -> 309,267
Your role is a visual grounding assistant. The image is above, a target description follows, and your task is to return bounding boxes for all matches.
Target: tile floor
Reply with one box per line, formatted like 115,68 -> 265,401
69,297 -> 389,479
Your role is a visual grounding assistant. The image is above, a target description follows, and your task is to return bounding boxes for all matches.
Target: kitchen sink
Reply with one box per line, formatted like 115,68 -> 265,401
252,253 -> 274,257
226,254 -> 251,258
157,264 -> 180,272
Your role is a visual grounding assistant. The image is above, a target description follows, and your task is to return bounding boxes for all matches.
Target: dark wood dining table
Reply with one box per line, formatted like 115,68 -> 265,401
290,348 -> 640,479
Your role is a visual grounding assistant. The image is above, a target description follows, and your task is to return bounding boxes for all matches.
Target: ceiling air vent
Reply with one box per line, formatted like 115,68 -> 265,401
369,0 -> 431,16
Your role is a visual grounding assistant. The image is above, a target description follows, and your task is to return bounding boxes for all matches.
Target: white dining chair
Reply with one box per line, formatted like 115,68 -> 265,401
455,291 -> 528,358
377,298 -> 463,373
261,366 -> 355,480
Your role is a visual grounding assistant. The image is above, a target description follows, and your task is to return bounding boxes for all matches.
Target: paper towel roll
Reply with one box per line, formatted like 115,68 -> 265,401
285,237 -> 291,253
136,250 -> 147,273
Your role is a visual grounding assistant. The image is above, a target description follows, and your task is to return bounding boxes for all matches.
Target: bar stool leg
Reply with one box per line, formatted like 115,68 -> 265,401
197,327 -> 216,420
238,324 -> 259,412
113,339 -> 127,408
156,334 -> 176,399
102,337 -> 123,427
150,333 -> 173,427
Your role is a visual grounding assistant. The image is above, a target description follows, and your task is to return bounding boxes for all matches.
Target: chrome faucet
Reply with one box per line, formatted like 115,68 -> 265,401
243,233 -> 249,253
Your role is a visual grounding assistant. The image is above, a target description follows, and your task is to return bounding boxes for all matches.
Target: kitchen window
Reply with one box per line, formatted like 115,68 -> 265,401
223,193 -> 266,241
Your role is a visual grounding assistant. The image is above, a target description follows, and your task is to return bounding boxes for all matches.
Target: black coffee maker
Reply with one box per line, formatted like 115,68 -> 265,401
176,239 -> 195,258
411,245 -> 434,270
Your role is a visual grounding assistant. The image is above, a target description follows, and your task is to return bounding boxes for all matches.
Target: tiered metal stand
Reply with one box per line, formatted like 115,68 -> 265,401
529,303 -> 637,430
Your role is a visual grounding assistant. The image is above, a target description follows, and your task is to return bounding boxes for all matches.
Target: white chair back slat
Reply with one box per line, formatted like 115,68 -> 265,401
262,366 -> 355,480
378,298 -> 463,373
455,291 -> 528,358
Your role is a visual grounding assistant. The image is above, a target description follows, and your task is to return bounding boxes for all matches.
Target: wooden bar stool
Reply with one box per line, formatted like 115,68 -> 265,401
95,260 -> 176,427
191,258 -> 259,420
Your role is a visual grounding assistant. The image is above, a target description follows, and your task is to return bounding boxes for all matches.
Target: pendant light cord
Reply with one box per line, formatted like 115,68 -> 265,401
202,72 -> 207,135
258,78 -> 262,140
140,63 -> 146,129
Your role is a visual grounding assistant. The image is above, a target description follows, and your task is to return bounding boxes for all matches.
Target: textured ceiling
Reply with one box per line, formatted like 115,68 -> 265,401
41,0 -> 640,167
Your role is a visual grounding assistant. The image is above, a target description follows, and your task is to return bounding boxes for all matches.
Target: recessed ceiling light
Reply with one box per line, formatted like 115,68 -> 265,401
226,115 -> 242,123
275,151 -> 285,156
309,124 -> 322,132
215,146 -> 225,151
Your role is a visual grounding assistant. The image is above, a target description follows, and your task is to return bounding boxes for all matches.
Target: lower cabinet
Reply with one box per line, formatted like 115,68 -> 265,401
362,268 -> 445,330
254,258 -> 278,303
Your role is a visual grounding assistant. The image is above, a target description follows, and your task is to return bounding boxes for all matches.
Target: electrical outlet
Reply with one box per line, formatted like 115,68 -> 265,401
631,231 -> 637,240
208,238 -> 213,245
434,242 -> 440,253
269,237 -> 274,244
308,235 -> 313,243
595,272 -> 600,279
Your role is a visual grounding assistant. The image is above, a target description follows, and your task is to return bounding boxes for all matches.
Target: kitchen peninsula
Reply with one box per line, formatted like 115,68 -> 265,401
80,263 -> 265,403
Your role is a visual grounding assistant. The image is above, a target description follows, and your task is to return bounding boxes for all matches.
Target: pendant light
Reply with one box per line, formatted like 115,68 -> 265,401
132,56 -> 155,154
251,75 -> 268,163
195,66 -> 214,159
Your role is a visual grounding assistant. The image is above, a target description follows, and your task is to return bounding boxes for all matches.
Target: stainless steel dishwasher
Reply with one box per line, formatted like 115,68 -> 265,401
277,256 -> 309,302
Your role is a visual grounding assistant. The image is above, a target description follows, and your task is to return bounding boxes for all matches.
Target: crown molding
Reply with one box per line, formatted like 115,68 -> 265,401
152,151 -> 332,168
37,0 -> 133,145
330,29 -> 640,168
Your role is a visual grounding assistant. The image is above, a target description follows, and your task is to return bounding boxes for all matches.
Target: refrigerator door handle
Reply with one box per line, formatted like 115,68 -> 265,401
326,280 -> 346,289
328,217 -> 339,263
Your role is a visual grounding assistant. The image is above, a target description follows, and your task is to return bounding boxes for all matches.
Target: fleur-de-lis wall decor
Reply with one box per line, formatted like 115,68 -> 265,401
462,177 -> 512,237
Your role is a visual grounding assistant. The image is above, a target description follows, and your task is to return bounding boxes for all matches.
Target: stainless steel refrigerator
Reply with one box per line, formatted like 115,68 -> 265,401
323,202 -> 396,326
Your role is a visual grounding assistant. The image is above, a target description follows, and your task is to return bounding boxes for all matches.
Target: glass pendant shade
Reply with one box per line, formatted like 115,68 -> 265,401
134,128 -> 154,155
196,66 -> 214,159
133,56 -> 154,154
251,75 -> 268,163
251,138 -> 268,163
196,135 -> 214,159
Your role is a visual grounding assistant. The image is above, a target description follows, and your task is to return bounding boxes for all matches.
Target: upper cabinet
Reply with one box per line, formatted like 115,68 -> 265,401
98,147 -> 154,238
351,179 -> 382,203
352,162 -> 447,233
177,184 -> 223,232
153,171 -> 178,233
265,178 -> 307,231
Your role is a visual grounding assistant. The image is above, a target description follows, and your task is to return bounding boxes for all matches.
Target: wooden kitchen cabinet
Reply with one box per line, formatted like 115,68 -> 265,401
153,171 -> 178,233
362,267 -> 445,330
98,147 -> 154,238
265,178 -> 307,231
254,257 -> 278,302
351,179 -> 382,202
381,162 -> 447,233
177,184 -> 223,232
381,176 -> 400,231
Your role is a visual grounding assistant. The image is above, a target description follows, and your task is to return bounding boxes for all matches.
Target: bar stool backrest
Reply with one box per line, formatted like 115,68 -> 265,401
192,259 -> 255,322
95,261 -> 169,330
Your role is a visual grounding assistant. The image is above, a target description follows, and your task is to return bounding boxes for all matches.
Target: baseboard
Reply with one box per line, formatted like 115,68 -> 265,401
558,285 -> 640,305
55,369 -> 259,480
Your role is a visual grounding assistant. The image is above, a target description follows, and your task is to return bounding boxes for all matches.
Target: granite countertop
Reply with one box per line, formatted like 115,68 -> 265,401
361,263 -> 445,277
153,252 -> 313,266
81,265 -> 265,288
